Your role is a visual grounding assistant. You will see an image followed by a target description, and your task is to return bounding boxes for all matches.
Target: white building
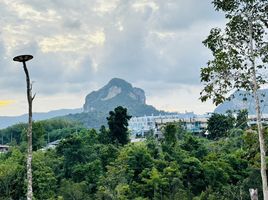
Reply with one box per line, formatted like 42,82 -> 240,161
248,114 -> 268,125
0,145 -> 9,153
129,115 -> 158,136
129,113 -> 211,137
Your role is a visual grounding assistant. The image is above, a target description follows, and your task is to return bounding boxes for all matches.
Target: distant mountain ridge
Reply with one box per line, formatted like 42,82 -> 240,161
0,78 -> 164,129
0,108 -> 82,129
215,89 -> 268,114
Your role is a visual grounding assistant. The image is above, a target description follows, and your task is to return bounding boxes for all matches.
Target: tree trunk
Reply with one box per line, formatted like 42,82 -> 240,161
23,61 -> 34,200
249,189 -> 258,200
249,18 -> 268,200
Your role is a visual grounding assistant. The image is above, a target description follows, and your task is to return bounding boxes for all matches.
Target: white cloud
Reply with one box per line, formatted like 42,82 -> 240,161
2,0 -> 60,22
146,84 -> 216,114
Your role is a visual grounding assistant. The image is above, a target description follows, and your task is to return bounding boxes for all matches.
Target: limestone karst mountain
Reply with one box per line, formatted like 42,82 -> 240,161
83,78 -> 159,116
64,78 -> 163,128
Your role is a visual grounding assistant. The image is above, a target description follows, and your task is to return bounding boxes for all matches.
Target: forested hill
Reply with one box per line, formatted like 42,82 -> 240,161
215,89 -> 268,114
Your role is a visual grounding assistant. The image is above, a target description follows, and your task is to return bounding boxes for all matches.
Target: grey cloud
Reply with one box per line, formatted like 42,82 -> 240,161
0,0 -> 225,101
155,0 -> 224,30
22,0 -> 88,11
62,18 -> 81,29
93,0 -> 221,86
29,52 -> 96,95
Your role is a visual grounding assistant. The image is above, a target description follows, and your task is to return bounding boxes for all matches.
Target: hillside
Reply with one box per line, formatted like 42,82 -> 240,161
0,78 -> 167,129
0,108 -> 82,129
215,89 -> 268,114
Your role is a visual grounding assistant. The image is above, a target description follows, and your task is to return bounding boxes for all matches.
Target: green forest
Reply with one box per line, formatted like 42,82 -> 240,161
0,106 -> 265,199
0,0 -> 267,199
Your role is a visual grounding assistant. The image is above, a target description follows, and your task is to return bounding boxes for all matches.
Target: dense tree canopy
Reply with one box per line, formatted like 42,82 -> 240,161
207,113 -> 235,139
0,115 -> 266,199
236,109 -> 249,130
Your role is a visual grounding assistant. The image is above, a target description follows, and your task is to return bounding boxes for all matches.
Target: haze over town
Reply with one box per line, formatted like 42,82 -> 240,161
0,0 -> 226,116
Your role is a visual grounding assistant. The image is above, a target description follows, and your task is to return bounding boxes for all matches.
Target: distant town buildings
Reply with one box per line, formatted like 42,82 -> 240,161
0,145 -> 9,153
129,112 -> 211,137
248,114 -> 268,126
129,112 -> 268,139
40,140 -> 61,151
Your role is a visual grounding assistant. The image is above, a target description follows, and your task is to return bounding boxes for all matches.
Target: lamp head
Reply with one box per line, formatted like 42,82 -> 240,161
13,55 -> 33,62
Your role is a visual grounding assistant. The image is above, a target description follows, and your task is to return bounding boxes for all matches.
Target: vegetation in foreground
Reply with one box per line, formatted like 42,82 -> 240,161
0,106 -> 266,200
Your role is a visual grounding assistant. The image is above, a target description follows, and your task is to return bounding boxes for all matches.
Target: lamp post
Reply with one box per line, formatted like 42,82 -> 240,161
13,55 -> 34,200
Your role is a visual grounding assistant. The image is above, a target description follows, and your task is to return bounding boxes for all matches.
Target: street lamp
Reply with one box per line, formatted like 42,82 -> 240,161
13,54 -> 33,62
13,54 -> 34,200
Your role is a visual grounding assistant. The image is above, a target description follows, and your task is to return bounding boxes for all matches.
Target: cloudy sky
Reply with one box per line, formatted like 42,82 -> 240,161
0,0 -> 226,116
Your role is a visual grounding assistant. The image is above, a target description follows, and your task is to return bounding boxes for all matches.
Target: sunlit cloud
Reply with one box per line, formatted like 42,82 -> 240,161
2,0 -> 60,22
0,100 -> 15,107
132,0 -> 159,12
92,0 -> 119,13
39,31 -> 105,53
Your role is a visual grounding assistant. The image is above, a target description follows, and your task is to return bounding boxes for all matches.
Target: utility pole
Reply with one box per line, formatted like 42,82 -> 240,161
13,55 -> 35,200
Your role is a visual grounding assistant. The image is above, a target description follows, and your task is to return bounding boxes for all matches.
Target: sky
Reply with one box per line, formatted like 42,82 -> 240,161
0,0 -> 226,116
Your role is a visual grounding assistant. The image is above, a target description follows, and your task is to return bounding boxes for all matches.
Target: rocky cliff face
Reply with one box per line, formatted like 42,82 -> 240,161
133,87 -> 146,104
83,78 -> 158,116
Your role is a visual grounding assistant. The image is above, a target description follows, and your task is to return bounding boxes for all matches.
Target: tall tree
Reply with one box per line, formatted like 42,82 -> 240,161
200,0 -> 268,198
107,106 -> 131,145
207,113 -> 235,139
98,125 -> 111,144
236,109 -> 249,130
163,123 -> 178,147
